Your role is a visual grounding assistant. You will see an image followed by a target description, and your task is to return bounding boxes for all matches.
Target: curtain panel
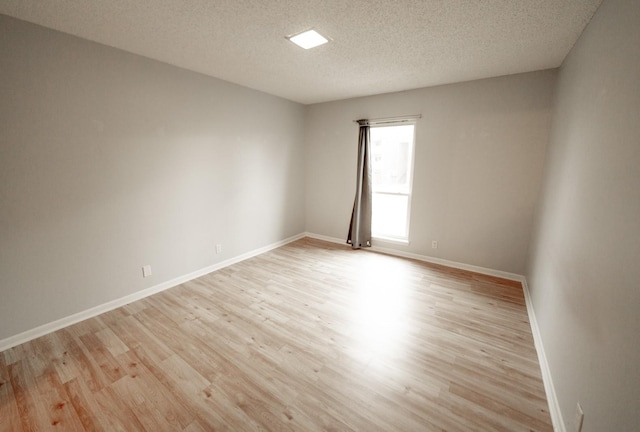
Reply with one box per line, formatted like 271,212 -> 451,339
347,120 -> 372,249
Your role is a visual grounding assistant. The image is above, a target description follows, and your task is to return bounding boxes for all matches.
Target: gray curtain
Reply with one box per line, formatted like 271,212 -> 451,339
347,120 -> 372,249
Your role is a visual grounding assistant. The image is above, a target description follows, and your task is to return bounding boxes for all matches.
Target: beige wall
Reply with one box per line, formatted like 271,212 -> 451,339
305,71 -> 556,274
526,0 -> 640,430
0,15 -> 306,341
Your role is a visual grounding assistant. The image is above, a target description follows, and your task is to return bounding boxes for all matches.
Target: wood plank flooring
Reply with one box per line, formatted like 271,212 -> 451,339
0,237 -> 553,431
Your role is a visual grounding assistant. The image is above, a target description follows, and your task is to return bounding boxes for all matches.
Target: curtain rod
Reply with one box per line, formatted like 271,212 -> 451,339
353,114 -> 421,125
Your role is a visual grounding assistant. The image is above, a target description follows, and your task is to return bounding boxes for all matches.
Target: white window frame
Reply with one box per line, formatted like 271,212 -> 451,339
370,122 -> 416,243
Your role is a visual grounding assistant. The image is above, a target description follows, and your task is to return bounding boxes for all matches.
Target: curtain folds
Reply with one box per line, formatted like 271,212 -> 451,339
347,120 -> 372,249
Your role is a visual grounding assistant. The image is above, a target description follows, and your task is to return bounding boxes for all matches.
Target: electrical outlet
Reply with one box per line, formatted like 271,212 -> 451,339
575,403 -> 584,432
142,265 -> 152,278
432,240 -> 438,249
216,244 -> 222,254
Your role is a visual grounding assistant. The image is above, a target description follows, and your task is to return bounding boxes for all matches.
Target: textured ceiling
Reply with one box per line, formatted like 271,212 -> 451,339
0,0 -> 602,104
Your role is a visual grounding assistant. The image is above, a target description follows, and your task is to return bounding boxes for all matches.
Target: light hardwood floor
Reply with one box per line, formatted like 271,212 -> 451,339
0,238 -> 552,431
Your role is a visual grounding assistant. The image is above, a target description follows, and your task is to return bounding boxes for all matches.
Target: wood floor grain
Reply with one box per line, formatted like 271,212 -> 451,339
0,238 -> 553,431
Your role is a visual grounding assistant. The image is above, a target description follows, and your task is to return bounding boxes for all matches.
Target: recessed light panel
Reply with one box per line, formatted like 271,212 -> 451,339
287,29 -> 329,49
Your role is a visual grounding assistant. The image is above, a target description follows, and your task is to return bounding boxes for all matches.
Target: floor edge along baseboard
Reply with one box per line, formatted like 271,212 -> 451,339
304,232 -> 524,282
1,231 -> 561,431
0,233 -> 306,352
521,278 -> 566,432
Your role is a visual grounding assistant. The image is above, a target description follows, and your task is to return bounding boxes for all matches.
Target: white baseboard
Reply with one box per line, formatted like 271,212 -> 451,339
521,278 -> 565,432
0,233 -> 306,352
304,232 -> 523,282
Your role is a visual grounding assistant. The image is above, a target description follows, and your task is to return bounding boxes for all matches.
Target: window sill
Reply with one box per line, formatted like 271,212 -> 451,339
372,236 -> 410,245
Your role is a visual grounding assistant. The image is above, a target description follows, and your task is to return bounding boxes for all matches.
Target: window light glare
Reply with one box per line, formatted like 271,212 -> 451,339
287,29 -> 328,49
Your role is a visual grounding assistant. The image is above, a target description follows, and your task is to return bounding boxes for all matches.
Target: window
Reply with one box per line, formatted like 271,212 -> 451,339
370,124 -> 416,241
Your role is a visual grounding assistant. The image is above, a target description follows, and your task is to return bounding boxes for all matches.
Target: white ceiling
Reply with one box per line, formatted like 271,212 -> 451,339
0,0 -> 602,104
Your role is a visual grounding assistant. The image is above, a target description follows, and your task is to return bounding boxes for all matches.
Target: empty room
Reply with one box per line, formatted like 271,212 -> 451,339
1,0 -> 638,431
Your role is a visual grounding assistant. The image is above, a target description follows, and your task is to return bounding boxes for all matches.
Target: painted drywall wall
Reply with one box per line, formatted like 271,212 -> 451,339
305,71 -> 555,274
526,0 -> 640,430
0,15 -> 306,341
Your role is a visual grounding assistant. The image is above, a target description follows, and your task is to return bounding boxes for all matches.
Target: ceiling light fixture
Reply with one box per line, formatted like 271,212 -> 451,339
286,29 -> 329,49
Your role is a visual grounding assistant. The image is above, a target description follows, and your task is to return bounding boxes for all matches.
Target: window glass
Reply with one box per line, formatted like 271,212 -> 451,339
370,124 -> 415,241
